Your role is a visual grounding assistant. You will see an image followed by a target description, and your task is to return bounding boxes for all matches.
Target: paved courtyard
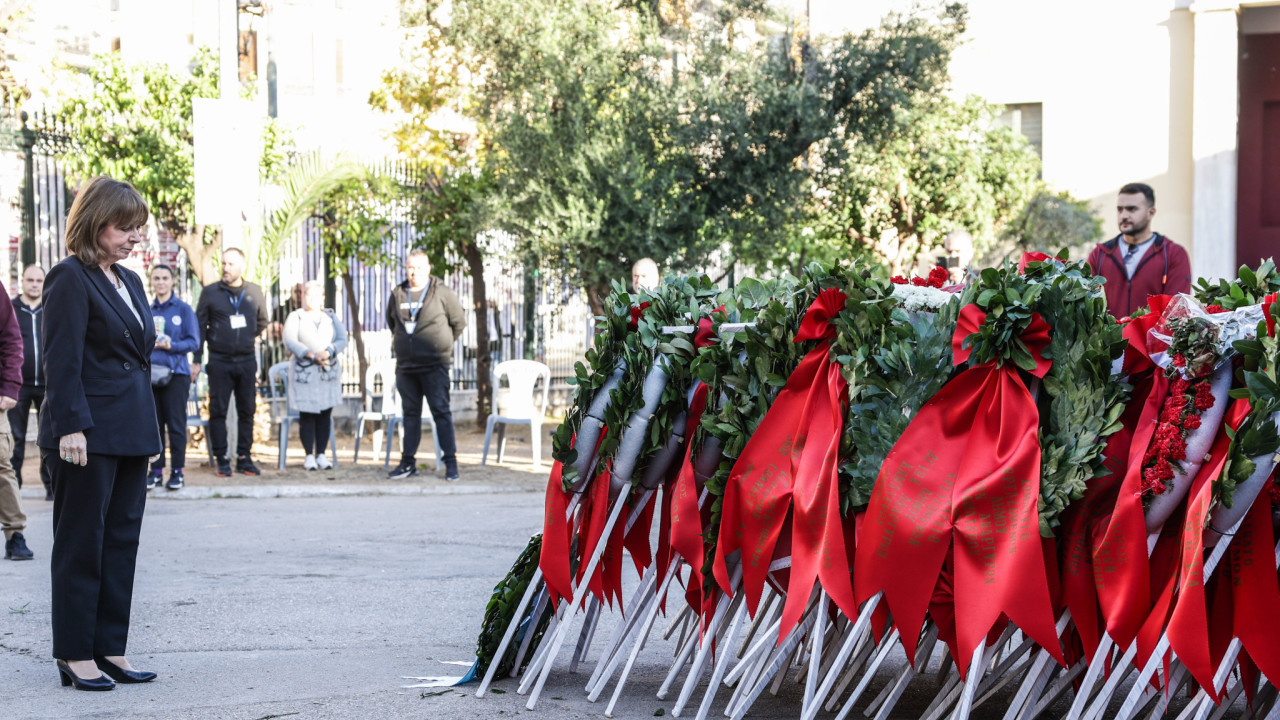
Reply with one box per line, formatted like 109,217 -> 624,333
0,460 -> 1237,719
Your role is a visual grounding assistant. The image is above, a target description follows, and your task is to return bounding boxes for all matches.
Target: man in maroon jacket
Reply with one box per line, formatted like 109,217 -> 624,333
0,296 -> 30,560
1087,183 -> 1193,318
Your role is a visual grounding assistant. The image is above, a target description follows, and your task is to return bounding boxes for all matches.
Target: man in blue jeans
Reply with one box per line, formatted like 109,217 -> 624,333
385,251 -> 466,480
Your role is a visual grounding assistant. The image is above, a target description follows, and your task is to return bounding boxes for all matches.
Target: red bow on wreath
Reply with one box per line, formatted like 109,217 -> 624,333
855,303 -> 1064,676
713,288 -> 857,640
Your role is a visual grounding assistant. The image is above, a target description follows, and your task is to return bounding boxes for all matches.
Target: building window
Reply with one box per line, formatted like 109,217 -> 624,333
998,102 -> 1043,158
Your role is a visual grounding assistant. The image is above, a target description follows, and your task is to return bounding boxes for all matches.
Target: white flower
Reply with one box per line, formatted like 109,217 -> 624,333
891,283 -> 956,313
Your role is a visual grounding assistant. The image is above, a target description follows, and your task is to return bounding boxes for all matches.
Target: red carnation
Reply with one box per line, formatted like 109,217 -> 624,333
911,277 -> 927,287
1184,414 -> 1201,430
891,275 -> 908,285
1172,354 -> 1187,368
1193,382 -> 1216,411
1141,465 -> 1169,495
1206,304 -> 1227,314
926,266 -> 949,288
1160,403 -> 1183,424
1170,377 -> 1191,398
628,301 -> 651,332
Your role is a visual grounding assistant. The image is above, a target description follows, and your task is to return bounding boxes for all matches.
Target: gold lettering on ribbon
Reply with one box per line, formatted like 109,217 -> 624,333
874,452 -> 951,559
743,462 -> 789,569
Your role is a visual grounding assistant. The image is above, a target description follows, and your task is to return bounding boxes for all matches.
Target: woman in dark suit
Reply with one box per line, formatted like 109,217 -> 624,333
39,176 -> 162,691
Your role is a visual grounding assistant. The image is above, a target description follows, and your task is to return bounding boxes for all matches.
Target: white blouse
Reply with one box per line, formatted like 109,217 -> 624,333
114,276 -> 143,328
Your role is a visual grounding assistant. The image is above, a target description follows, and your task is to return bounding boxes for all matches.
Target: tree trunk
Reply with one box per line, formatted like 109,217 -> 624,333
174,224 -> 220,286
462,238 -> 492,425
341,270 -> 369,400
891,233 -> 920,276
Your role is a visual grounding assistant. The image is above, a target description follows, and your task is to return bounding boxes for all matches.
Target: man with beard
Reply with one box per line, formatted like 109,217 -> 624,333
195,247 -> 270,477
1086,182 -> 1191,318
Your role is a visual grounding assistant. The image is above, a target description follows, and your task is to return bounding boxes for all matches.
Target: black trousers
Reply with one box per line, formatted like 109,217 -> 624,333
298,409 -> 332,456
151,374 -> 191,471
8,384 -> 51,493
207,357 -> 257,460
396,365 -> 457,472
46,450 -> 148,660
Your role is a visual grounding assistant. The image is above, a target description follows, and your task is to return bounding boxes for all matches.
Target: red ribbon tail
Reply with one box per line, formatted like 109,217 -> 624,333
539,460 -> 573,607
780,362 -> 857,637
1232,472 -> 1280,685
1094,373 -> 1169,648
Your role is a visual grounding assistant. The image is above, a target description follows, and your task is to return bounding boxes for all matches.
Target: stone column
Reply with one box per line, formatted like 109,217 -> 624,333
1190,2 -> 1239,282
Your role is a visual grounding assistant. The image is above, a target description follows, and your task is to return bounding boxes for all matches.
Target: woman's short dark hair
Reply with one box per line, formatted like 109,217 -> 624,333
64,176 -> 149,266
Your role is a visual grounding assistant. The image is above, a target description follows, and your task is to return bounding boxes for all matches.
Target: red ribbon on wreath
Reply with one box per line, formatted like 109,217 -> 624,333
712,288 -> 857,640
854,303 -> 1064,675
1228,471 -> 1280,688
659,312 -> 721,618
1165,399 -> 1250,701
1092,295 -> 1174,650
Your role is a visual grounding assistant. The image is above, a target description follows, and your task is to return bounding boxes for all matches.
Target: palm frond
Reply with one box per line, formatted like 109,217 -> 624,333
250,152 -> 363,286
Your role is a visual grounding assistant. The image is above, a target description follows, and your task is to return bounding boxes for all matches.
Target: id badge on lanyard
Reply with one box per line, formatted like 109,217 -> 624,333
404,289 -> 425,334
227,289 -> 247,329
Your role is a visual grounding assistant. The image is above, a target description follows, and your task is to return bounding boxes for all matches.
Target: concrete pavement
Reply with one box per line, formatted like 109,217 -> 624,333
0,490 -> 1227,719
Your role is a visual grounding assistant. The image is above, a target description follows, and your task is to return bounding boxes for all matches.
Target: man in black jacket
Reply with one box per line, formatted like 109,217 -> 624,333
195,248 -> 270,476
385,251 -> 466,480
9,265 -> 51,500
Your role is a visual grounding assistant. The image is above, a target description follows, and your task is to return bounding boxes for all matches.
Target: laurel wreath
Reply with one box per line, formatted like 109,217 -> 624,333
958,252 -> 1129,535
474,534 -> 552,678
1210,261 -> 1280,509
692,266 -> 840,585
835,282 -> 960,514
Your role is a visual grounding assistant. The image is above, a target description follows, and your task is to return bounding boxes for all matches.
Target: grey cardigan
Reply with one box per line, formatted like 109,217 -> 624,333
283,308 -> 348,413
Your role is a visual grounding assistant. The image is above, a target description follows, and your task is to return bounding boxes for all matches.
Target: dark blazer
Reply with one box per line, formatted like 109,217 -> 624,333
37,256 -> 162,457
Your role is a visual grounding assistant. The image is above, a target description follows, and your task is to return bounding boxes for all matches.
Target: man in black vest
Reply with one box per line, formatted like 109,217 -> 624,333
195,248 -> 270,476
385,251 -> 466,480
9,264 -> 51,500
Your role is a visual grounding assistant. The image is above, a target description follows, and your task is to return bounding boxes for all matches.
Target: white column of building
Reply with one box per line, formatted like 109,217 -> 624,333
1190,2 -> 1239,282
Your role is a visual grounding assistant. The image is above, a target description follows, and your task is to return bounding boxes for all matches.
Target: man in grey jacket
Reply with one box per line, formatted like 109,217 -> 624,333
385,250 -> 466,480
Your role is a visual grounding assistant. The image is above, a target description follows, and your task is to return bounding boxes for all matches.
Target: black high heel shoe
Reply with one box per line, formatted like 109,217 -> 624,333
94,656 -> 157,683
57,659 -> 115,691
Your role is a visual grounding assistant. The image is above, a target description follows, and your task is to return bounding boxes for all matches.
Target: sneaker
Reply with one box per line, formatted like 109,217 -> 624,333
446,473 -> 460,482
387,461 -> 418,480
166,470 -> 184,491
5,532 -> 33,561
215,456 -> 233,477
303,454 -> 318,471
316,454 -> 332,471
236,457 -> 261,476
147,469 -> 162,490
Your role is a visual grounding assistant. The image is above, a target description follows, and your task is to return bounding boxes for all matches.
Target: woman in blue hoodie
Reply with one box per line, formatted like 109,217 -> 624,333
148,265 -> 200,490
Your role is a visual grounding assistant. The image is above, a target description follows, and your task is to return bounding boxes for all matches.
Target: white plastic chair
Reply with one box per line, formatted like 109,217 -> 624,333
482,359 -> 551,469
267,361 -> 338,470
353,362 -> 442,470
